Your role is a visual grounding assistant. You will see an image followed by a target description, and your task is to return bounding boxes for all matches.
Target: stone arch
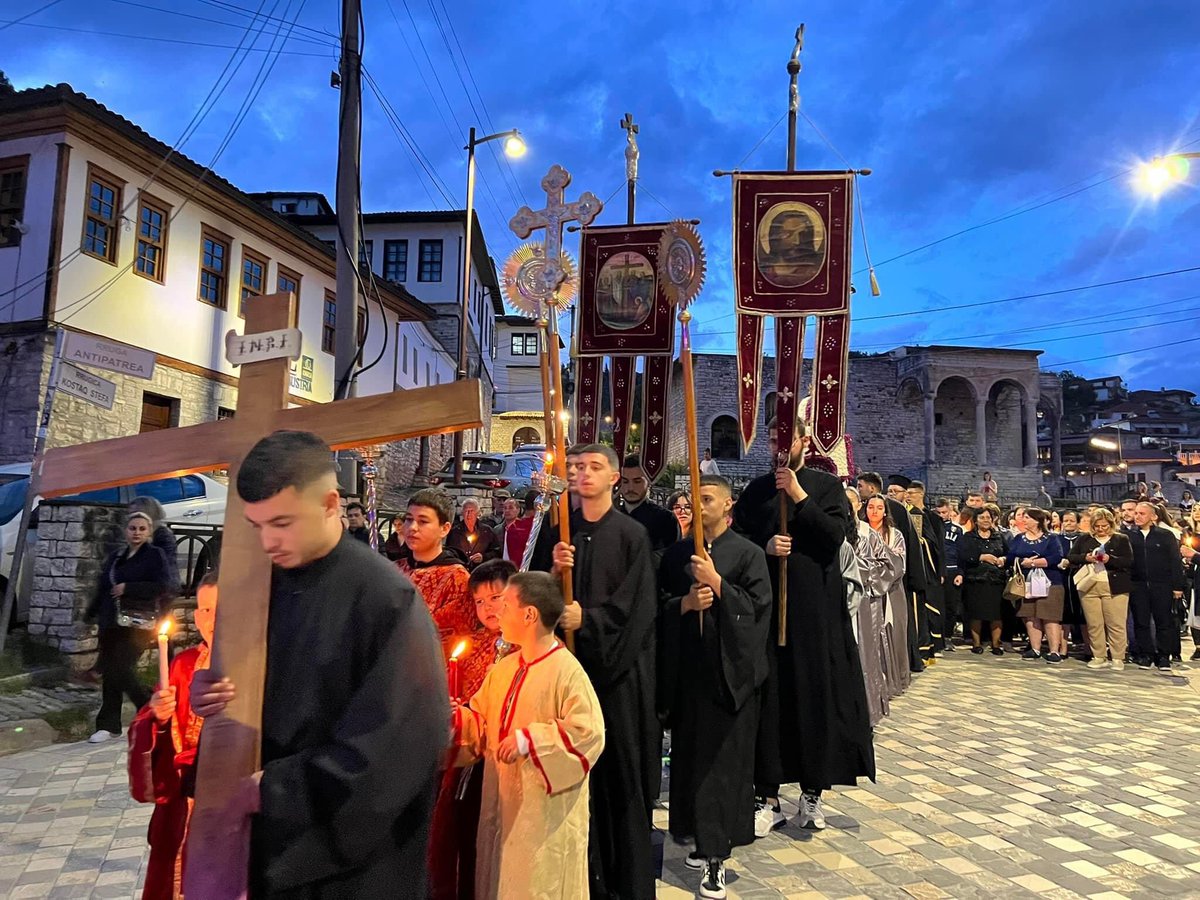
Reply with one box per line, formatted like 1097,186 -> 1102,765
710,414 -> 740,461
985,378 -> 1029,468
932,376 -> 978,467
511,426 -> 541,451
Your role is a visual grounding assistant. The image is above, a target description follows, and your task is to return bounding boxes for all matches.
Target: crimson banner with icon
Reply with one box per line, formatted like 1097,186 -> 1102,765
577,224 -> 676,356
810,314 -> 850,457
573,356 -> 602,444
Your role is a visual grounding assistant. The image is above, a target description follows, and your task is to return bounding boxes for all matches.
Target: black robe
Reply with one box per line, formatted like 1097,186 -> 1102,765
252,535 -> 448,899
538,507 -> 659,900
659,529 -> 771,860
882,495 -> 925,670
734,467 -> 876,792
912,504 -> 946,654
621,499 -> 680,567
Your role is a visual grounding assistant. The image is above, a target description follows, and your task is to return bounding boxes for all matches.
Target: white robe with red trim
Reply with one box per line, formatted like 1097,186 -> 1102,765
456,643 -> 605,900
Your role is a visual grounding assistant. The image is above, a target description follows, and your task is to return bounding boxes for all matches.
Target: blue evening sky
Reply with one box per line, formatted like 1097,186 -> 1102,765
6,0 -> 1200,390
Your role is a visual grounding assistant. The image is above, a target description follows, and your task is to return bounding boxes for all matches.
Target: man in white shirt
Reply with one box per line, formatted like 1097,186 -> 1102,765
699,448 -> 721,476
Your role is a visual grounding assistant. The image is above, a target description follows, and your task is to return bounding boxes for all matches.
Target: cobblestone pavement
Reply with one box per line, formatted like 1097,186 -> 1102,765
0,683 -> 98,724
1,650 -> 1199,898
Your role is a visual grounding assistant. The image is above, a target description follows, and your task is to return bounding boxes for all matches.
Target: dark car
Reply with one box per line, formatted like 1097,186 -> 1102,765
430,453 -> 540,494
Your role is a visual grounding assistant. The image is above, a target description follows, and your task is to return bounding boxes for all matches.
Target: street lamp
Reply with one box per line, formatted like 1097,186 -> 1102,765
453,127 -> 526,485
1135,152 -> 1198,197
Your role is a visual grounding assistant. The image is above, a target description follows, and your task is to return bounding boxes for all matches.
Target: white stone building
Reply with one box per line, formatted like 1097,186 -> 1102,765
0,84 -> 457,488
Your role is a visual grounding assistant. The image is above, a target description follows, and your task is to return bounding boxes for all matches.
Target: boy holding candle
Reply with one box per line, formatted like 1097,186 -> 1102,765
127,573 -> 217,900
454,571 -> 605,900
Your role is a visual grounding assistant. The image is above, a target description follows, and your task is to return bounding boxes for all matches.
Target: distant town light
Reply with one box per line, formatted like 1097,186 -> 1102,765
1089,436 -> 1119,451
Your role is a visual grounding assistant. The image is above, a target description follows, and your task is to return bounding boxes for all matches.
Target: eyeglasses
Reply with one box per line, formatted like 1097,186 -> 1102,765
671,504 -> 692,513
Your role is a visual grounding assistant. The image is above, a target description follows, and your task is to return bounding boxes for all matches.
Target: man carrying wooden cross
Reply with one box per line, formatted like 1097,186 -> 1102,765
192,430 -> 448,897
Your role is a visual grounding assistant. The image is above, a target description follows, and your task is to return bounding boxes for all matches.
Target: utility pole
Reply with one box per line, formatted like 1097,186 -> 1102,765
334,0 -> 362,400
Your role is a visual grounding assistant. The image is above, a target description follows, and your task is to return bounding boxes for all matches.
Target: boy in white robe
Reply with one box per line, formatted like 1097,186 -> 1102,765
454,571 -> 605,900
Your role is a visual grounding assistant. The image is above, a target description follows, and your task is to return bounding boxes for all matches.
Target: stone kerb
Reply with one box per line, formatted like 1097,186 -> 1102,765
28,500 -> 125,669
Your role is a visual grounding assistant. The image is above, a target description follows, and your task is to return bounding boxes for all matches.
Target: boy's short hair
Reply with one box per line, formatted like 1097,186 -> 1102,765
508,571 -> 565,629
468,558 -> 517,594
346,501 -> 366,515
408,489 -> 455,526
577,444 -> 620,470
237,431 -> 336,502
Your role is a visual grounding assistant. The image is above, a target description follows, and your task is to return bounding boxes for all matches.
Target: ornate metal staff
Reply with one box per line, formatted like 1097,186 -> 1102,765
659,222 -> 708,631
360,447 -> 380,552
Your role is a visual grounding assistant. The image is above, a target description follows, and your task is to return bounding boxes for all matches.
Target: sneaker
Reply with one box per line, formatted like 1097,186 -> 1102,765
1045,652 -> 1063,665
1156,660 -> 1172,673
991,646 -> 1004,656
970,646 -> 985,655
1191,648 -> 1200,661
798,793 -> 827,830
1137,658 -> 1153,670
1172,654 -> 1182,664
685,851 -> 705,870
87,729 -> 114,744
753,800 -> 786,838
1021,648 -> 1040,660
943,642 -> 957,653
1086,658 -> 1109,669
699,859 -> 726,900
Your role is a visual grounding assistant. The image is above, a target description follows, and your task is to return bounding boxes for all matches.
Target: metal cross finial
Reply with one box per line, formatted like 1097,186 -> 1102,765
510,165 -> 603,292
621,112 -> 639,182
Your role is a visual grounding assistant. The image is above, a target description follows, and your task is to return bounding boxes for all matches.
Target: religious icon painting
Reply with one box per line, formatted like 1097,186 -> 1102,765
577,223 -> 676,357
732,171 -> 853,315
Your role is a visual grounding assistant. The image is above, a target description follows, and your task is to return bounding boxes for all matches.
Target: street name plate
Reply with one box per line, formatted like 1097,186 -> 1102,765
56,361 -> 117,410
62,330 -> 156,380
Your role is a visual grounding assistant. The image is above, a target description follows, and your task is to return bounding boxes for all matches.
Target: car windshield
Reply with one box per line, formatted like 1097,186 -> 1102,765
0,478 -> 28,526
463,457 -> 504,475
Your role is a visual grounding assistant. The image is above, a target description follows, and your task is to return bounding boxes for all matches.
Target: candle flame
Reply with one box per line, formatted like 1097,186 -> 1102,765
158,619 -> 172,638
468,534 -> 476,543
450,640 -> 468,660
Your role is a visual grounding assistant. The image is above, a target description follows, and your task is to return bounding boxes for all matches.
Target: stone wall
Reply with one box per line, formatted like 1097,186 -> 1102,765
27,500 -> 126,669
987,383 -> 1025,468
0,329 -> 53,464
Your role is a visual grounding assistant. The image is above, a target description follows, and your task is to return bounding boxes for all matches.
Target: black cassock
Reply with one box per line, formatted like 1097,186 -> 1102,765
912,504 -> 946,655
541,507 -> 659,900
734,467 -> 876,793
622,499 -> 681,568
251,535 -> 448,899
658,529 -> 771,860
885,496 -> 926,671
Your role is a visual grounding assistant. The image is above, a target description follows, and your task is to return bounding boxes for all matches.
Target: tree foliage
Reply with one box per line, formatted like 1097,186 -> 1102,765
1058,369 -> 1097,433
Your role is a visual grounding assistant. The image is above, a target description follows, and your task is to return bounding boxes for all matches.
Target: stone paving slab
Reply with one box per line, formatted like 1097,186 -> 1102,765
0,683 -> 99,724
1,645 -> 1199,897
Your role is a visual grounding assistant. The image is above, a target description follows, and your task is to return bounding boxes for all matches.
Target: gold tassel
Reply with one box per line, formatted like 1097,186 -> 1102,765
869,267 -> 881,297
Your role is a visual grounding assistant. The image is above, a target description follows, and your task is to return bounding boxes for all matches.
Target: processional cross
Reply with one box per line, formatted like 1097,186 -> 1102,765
36,293 -> 484,899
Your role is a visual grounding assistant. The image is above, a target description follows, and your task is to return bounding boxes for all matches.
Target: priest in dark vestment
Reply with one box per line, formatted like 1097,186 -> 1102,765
619,454 -> 680,566
545,444 -> 659,900
659,475 -> 771,900
191,431 -> 447,899
857,472 -> 927,673
734,417 -> 875,838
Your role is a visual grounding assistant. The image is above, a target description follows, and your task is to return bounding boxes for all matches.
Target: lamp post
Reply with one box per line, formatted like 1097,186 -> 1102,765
453,127 -> 526,485
1135,152 -> 1199,197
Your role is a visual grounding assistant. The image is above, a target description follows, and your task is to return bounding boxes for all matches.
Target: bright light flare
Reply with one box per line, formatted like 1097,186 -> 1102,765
450,640 -> 468,660
1135,155 -> 1191,197
1089,437 -> 1119,451
158,619 -> 173,638
504,134 -> 527,158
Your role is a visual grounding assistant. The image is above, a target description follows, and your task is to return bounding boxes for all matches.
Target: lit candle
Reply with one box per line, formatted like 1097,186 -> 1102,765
448,640 -> 468,700
157,619 -> 172,689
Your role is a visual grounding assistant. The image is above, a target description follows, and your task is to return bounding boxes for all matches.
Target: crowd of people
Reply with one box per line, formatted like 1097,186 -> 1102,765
86,425 -> 1200,900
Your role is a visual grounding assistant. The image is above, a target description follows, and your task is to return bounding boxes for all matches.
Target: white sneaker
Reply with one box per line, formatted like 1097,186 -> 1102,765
1111,659 -> 1125,671
699,859 -> 726,900
87,729 -> 114,744
684,851 -> 705,870
798,793 -> 827,830
753,800 -> 786,838
1086,658 -> 1110,670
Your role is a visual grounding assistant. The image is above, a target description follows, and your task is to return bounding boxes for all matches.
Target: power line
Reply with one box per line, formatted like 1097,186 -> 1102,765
104,0 -> 337,49
0,0 -> 65,31
0,19 -> 330,55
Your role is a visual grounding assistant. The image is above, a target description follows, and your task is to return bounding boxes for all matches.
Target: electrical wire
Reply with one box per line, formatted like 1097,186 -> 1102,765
0,0 -> 66,31
104,0 -> 337,49
0,19 -> 329,54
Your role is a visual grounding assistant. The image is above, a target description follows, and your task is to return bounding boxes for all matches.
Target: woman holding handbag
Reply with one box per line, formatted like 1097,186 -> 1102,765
1006,507 -> 1066,663
85,511 -> 174,743
1068,507 -> 1133,671
960,508 -> 1009,655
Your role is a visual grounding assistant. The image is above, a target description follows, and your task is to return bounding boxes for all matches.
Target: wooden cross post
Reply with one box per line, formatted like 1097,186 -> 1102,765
36,293 -> 483,899
510,165 -> 603,653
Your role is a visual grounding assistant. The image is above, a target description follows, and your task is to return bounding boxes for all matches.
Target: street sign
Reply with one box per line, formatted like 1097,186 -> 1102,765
56,361 -> 117,410
62,330 -> 156,380
224,326 -> 302,367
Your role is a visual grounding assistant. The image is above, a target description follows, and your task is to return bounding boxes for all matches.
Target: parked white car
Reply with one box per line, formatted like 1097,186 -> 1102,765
0,464 -> 227,624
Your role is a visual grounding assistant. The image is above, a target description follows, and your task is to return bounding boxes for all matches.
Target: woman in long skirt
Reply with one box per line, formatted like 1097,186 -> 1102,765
847,489 -> 900,726
865,495 -> 909,700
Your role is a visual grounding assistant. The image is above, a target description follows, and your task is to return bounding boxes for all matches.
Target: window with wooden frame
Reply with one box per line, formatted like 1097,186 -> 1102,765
82,166 -> 122,264
134,195 -> 169,282
238,246 -> 269,315
0,155 -> 29,249
383,239 -> 407,282
277,265 -> 302,325
198,227 -> 231,308
418,239 -> 443,282
359,240 -> 373,268
322,290 -> 337,354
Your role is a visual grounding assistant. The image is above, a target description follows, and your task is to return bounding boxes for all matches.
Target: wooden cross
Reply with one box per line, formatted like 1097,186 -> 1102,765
37,292 -> 483,899
509,164 -> 603,293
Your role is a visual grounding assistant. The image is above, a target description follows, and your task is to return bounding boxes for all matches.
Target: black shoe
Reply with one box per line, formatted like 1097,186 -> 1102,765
991,646 -> 1004,656
1044,652 -> 1063,664
1191,648 -> 1200,661
1172,654 -> 1182,664
685,851 -> 705,870
1137,658 -> 1153,670
971,646 -> 985,655
1021,648 -> 1040,660
1156,658 -> 1172,673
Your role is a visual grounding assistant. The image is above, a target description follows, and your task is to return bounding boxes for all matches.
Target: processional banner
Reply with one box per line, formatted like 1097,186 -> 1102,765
732,172 -> 854,462
576,223 -> 676,477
